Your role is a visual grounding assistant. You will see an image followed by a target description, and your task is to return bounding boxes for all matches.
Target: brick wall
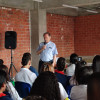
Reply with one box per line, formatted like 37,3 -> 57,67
74,14 -> 100,56
0,7 -> 30,74
47,13 -> 75,57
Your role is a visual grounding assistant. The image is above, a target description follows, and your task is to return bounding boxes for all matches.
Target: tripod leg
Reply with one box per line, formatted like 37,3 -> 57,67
9,64 -> 13,79
12,64 -> 17,72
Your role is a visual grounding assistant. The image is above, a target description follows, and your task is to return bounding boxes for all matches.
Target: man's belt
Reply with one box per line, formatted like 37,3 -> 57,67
40,59 -> 53,63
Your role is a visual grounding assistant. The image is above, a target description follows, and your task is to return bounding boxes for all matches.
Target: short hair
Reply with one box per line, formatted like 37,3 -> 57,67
70,53 -> 78,64
26,96 -> 46,100
30,71 -> 61,100
87,72 -> 100,100
76,66 -> 93,85
57,57 -> 66,71
40,63 -> 54,73
21,53 -> 31,66
92,55 -> 100,72
0,59 -> 4,66
0,70 -> 7,89
43,32 -> 51,37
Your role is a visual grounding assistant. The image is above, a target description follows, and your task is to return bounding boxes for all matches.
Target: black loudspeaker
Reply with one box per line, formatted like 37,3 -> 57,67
5,31 -> 17,49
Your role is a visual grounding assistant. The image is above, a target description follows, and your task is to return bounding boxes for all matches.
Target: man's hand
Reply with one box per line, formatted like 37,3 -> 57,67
37,45 -> 46,55
42,45 -> 46,50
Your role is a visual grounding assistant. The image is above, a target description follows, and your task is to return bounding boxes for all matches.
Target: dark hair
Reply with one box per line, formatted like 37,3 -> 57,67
70,53 -> 78,64
0,65 -> 9,81
87,72 -> 100,100
26,96 -> 46,100
0,70 -> 7,89
0,59 -> 4,66
22,53 -> 31,66
30,71 -> 61,100
43,32 -> 51,37
92,55 -> 100,72
76,66 -> 93,85
73,62 -> 86,85
57,57 -> 65,71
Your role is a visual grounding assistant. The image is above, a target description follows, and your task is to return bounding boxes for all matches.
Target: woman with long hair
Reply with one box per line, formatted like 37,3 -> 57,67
29,71 -> 61,100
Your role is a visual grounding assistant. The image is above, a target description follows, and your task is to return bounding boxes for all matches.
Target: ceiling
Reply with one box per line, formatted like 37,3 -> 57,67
0,0 -> 100,16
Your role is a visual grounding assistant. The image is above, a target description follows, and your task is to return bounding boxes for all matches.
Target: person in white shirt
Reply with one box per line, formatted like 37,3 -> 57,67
70,66 -> 93,100
66,53 -> 78,76
15,53 -> 37,98
15,52 -> 37,86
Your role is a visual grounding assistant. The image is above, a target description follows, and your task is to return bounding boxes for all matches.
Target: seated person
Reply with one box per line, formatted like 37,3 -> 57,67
69,61 -> 87,86
92,55 -> 100,72
15,52 -> 37,98
70,66 -> 93,100
40,63 -> 69,100
66,53 -> 78,77
0,64 -> 22,100
87,72 -> 100,100
55,57 -> 68,89
0,70 -> 13,100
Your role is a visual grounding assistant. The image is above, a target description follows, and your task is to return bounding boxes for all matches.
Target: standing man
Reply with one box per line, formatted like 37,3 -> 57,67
37,32 -> 58,73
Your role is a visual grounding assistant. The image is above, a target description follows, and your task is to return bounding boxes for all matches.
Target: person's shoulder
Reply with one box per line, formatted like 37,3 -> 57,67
50,41 -> 56,47
50,41 -> 55,45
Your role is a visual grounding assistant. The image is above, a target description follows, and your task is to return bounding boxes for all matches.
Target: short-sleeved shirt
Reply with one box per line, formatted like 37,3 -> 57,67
66,64 -> 76,76
70,85 -> 87,100
58,82 -> 68,100
15,68 -> 37,86
37,41 -> 58,62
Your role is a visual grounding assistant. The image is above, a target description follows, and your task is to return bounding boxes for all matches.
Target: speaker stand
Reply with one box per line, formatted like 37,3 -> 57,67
9,49 -> 17,80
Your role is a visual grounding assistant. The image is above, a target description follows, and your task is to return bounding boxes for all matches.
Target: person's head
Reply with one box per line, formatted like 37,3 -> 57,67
70,53 -> 78,64
76,66 -> 93,85
0,65 -> 9,81
40,63 -> 54,73
87,72 -> 100,100
57,57 -> 66,71
92,55 -> 100,72
43,32 -> 51,43
0,59 -> 4,66
0,70 -> 7,93
26,96 -> 46,100
30,71 -> 61,100
75,62 -> 86,78
21,52 -> 31,68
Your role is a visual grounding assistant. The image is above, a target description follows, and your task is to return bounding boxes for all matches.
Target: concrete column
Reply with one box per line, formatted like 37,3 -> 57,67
30,3 -> 47,70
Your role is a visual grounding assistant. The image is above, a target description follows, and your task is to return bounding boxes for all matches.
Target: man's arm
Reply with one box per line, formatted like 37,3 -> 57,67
36,45 -> 46,55
52,55 -> 57,67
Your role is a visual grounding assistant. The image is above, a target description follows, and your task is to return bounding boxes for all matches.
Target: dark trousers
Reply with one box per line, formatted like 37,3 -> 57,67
38,60 -> 53,74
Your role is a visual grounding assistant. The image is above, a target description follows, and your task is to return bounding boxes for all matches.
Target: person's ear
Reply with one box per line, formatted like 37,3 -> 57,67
29,60 -> 31,66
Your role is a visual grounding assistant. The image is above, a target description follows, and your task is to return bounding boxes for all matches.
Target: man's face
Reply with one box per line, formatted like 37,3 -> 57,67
44,34 -> 51,43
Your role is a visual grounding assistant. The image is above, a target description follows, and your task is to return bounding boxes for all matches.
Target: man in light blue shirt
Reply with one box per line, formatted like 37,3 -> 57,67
37,32 -> 58,73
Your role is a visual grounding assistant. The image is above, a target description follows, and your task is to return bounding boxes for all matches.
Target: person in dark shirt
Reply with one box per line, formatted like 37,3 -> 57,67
55,57 -> 68,89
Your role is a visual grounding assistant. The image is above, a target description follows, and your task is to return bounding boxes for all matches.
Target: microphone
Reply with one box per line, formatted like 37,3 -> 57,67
44,42 -> 47,45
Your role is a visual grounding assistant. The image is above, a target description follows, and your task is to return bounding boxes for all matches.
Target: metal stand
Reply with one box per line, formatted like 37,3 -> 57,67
9,49 -> 17,80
